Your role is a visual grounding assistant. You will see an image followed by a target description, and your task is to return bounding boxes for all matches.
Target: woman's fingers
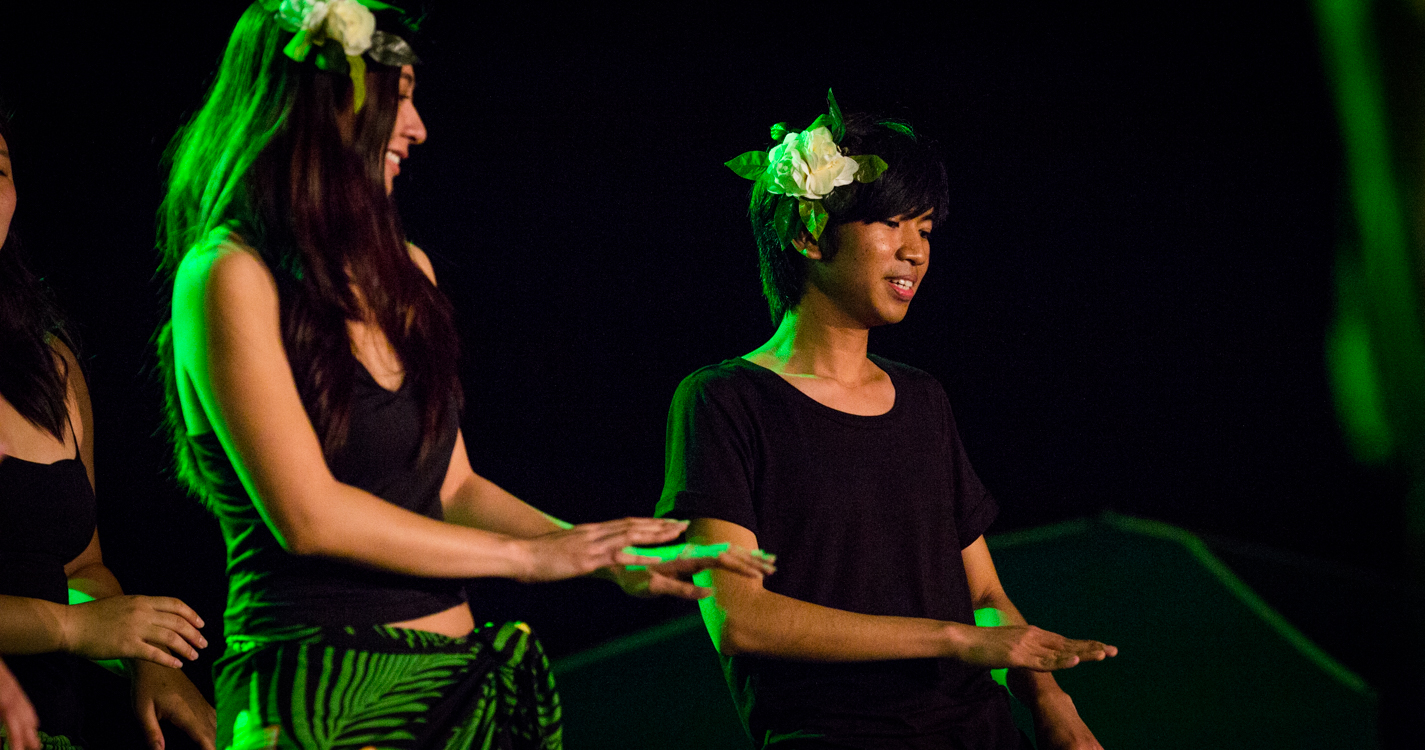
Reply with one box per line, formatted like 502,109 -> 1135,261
0,658 -> 40,750
147,596 -> 205,630
148,624 -> 201,661
138,643 -> 186,669
611,549 -> 665,567
152,610 -> 209,652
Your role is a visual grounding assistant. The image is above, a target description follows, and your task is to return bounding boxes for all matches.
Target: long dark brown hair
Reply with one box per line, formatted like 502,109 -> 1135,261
0,111 -> 80,442
156,3 -> 461,502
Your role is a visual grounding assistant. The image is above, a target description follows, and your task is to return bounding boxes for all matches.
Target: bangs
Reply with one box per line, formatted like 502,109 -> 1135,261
824,117 -> 948,227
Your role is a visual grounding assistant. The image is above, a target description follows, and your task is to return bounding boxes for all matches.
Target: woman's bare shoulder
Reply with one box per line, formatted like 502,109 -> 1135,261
174,233 -> 275,307
407,242 -> 436,286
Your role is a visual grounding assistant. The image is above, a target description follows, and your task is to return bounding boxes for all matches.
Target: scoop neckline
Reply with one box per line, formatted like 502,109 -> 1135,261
732,355 -> 903,424
355,359 -> 407,395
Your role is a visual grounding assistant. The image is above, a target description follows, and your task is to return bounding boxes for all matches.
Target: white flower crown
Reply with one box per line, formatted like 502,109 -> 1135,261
726,90 -> 888,243
267,0 -> 418,112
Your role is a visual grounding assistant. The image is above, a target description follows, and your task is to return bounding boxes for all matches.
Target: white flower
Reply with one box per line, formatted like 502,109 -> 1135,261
324,0 -> 377,57
764,126 -> 860,200
277,0 -> 330,31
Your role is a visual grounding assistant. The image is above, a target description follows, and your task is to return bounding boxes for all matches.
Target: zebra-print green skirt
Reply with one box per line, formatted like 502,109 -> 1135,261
215,621 -> 562,750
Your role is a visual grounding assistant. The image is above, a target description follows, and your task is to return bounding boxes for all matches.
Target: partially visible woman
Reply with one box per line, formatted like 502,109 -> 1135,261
157,2 -> 771,748
0,118 -> 216,748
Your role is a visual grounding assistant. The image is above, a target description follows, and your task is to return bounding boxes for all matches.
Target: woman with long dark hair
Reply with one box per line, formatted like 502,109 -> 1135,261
0,117 -> 216,747
156,3 -> 771,747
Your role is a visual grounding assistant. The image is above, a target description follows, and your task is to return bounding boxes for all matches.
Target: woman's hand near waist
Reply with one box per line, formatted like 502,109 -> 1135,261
0,593 -> 205,669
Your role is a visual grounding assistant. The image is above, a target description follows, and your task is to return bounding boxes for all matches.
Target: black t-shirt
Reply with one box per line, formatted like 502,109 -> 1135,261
658,356 -> 1015,747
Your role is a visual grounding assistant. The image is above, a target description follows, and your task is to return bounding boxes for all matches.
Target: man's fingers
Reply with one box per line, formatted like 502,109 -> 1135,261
719,549 -> 775,576
647,576 -> 712,600
1069,639 -> 1115,661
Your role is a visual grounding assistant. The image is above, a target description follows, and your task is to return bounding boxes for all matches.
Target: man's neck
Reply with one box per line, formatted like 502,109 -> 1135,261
746,293 -> 874,384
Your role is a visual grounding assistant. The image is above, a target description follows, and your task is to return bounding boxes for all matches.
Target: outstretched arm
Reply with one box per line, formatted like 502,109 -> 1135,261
963,536 -> 1114,750
690,518 -> 1112,666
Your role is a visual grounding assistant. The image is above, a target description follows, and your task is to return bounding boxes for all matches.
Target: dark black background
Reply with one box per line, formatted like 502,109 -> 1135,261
0,0 -> 1412,712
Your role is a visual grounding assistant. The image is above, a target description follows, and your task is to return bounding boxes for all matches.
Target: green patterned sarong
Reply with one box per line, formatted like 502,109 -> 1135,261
0,729 -> 82,750
215,622 -> 561,750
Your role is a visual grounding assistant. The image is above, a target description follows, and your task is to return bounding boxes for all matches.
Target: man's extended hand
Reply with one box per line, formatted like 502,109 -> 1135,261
613,544 -> 776,600
955,624 -> 1116,671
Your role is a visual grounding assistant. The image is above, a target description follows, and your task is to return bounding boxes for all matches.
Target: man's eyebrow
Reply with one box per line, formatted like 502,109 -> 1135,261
0,149 -> 8,157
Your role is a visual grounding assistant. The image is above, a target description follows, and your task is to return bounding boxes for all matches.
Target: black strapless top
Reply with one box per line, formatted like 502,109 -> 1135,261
189,363 -> 466,641
0,430 -> 96,744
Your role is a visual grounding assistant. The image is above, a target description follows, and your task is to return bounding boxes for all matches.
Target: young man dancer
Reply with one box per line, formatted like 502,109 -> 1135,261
658,95 -> 1117,749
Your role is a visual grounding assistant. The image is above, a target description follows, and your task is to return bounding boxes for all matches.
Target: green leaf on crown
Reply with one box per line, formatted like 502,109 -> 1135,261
725,151 -> 770,180
851,154 -> 888,183
799,199 -> 829,240
314,39 -> 350,74
349,55 -> 368,112
774,196 -> 799,246
826,89 -> 845,143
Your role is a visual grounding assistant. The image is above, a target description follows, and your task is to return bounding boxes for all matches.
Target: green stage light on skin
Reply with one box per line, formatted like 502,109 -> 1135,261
623,542 -> 731,571
68,589 -> 127,675
974,607 -> 1009,688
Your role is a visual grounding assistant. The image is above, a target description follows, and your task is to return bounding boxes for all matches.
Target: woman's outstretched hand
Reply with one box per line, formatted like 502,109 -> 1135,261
60,596 -> 207,669
514,518 -> 691,583
0,657 -> 39,750
954,624 -> 1117,671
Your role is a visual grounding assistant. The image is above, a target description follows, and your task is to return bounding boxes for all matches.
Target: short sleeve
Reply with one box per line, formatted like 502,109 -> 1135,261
935,384 -> 998,549
656,369 -> 760,535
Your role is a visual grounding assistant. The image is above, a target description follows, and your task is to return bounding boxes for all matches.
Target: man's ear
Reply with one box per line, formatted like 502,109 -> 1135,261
791,230 -> 823,261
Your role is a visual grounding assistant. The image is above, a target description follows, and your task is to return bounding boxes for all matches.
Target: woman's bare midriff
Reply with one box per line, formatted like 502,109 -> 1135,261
387,601 -> 475,638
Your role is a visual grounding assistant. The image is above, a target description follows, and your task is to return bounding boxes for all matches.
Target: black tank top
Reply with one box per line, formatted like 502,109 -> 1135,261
189,362 -> 466,641
0,423 -> 96,743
